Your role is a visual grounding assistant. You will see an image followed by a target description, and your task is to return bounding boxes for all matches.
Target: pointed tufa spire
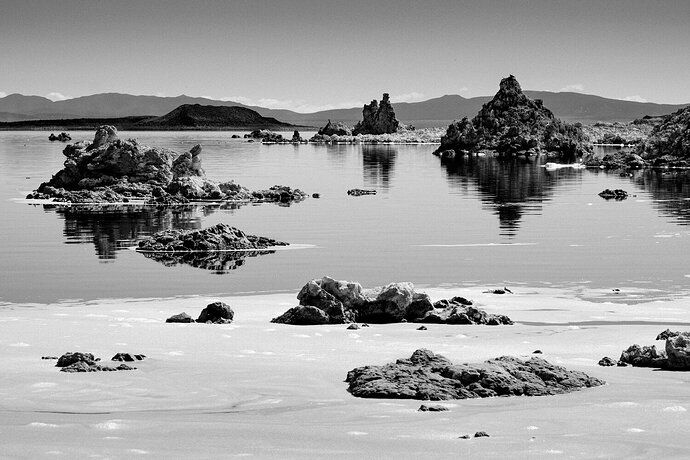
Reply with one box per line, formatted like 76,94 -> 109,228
352,93 -> 399,135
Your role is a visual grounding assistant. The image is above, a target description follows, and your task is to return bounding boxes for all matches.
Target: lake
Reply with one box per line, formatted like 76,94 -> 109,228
1,130 -> 689,304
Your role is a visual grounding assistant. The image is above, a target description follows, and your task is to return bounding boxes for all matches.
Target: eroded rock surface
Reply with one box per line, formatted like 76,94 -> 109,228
196,301 -> 234,324
434,75 -> 590,161
318,120 -> 352,136
346,349 -> 604,400
271,276 -> 512,326
55,352 -> 136,373
137,223 -> 287,252
352,93 -> 400,135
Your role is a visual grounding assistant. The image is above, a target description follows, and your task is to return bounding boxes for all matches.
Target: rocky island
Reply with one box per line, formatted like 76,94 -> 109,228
434,75 -> 591,161
27,126 -> 307,204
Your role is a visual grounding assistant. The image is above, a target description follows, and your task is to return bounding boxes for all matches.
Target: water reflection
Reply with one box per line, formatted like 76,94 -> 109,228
140,249 -> 277,274
440,156 -> 582,237
362,145 -> 396,189
40,203 -> 237,259
630,169 -> 690,225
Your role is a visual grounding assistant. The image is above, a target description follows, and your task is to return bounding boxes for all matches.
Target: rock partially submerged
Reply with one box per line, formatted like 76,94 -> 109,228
271,276 -> 512,326
347,188 -> 377,196
49,132 -> 71,142
28,126 -> 307,205
137,223 -> 287,252
598,189 -> 628,200
352,93 -> 399,135
111,353 -> 146,362
55,352 -> 137,372
434,75 -> 590,161
346,349 -> 604,400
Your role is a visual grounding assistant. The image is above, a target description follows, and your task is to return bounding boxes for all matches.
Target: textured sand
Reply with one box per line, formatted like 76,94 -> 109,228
1,286 -> 689,459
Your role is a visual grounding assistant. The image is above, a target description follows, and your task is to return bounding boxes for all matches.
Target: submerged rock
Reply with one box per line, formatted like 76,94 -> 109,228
345,349 -> 604,400
137,223 -> 288,253
666,335 -> 690,370
49,132 -> 71,142
598,189 -> 628,200
196,301 -> 234,324
352,93 -> 399,135
272,276 -> 512,326
55,352 -> 136,372
434,75 -> 591,161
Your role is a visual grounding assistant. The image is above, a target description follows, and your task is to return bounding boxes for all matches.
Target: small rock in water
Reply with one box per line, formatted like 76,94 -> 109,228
458,435 -> 471,439
474,431 -> 490,438
417,325 -> 428,331
347,188 -> 376,196
347,323 -> 360,330
598,189 -> 628,200
418,404 -> 448,412
533,350 -> 542,354
41,356 -> 58,360
111,353 -> 146,362
166,312 -> 194,323
612,288 -> 621,293
598,356 -> 618,366
312,193 -> 320,198
484,289 -> 506,294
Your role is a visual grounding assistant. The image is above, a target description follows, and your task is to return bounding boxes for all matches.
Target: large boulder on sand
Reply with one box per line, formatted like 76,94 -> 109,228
666,335 -> 690,370
352,93 -> 399,135
196,301 -> 234,324
346,349 -> 604,400
618,344 -> 667,368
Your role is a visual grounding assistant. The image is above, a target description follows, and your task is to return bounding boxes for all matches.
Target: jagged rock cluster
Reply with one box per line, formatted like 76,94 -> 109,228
55,351 -> 141,372
352,93 -> 400,135
166,301 -> 234,324
318,120 -> 352,136
49,132 -> 71,142
27,126 -> 307,204
345,349 -> 604,400
137,223 -> 287,252
271,276 -> 513,325
636,105 -> 690,167
615,330 -> 690,370
434,75 -> 590,161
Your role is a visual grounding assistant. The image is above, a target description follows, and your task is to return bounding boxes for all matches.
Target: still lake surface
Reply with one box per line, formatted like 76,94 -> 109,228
1,131 -> 689,304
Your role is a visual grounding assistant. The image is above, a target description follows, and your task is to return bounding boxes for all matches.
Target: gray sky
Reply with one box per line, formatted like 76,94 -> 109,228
1,0 -> 688,111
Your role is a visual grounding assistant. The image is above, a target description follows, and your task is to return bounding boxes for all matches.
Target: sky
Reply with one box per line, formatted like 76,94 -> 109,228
0,0 -> 688,111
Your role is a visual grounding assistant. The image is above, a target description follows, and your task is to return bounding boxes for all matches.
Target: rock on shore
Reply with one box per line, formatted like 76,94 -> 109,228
27,126 -> 307,204
345,349 -> 604,399
271,276 -> 512,325
434,75 -> 590,161
618,332 -> 690,370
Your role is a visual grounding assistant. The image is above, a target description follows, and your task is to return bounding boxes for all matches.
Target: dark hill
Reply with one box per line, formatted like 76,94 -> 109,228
139,104 -> 293,128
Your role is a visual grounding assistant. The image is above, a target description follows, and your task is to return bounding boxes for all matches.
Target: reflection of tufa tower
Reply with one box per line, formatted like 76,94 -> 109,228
362,145 -> 396,189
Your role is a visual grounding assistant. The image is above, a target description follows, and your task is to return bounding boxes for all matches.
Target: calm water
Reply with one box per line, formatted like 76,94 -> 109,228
1,131 -> 689,304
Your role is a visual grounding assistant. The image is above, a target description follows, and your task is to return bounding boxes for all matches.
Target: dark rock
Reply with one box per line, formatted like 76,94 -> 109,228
666,335 -> 690,370
656,329 -> 690,341
417,325 -> 428,331
56,352 -> 97,367
41,356 -> 58,360
245,129 -> 284,142
346,349 -> 604,400
291,130 -> 303,142
318,120 -> 352,136
618,344 -> 667,368
474,431 -> 490,438
49,132 -> 71,142
598,189 -> 628,200
484,289 -> 507,294
352,93 -> 399,135
583,151 -> 648,169
533,350 -> 543,354
252,185 -> 307,203
111,353 -> 146,362
361,323 -> 370,327
312,193 -> 320,198
418,404 -> 448,412
347,188 -> 377,196
347,323 -> 360,330
458,435 -> 471,439
598,356 -> 617,366
196,301 -> 234,324
166,312 -> 194,323
420,300 -> 513,326
271,305 -> 330,325
231,134 -> 241,138
434,75 -> 591,161
137,223 -> 288,253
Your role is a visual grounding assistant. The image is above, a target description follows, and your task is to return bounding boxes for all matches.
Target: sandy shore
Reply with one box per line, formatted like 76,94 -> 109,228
1,286 -> 690,459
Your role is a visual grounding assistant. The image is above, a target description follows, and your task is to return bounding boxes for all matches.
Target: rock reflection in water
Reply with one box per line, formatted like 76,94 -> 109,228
362,145 -> 396,189
140,249 -> 277,274
440,156 -> 581,237
41,203 -> 240,260
630,169 -> 690,225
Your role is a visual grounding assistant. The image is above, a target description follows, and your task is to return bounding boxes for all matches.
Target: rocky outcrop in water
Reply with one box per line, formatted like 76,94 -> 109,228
137,223 -> 287,252
598,189 -> 628,200
637,106 -> 690,167
345,349 -> 604,400
434,75 -> 591,161
27,126 -> 307,204
55,352 -> 137,372
111,353 -> 146,362
166,312 -> 195,323
244,129 -> 284,142
49,132 -> 71,142
347,188 -> 377,196
318,120 -> 352,136
271,276 -> 512,326
352,93 -> 400,135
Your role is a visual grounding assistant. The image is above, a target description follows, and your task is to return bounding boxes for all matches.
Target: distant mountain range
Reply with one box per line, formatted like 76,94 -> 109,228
0,91 -> 687,127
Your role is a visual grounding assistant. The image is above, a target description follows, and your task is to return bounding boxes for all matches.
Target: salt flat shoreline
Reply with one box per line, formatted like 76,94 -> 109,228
1,285 -> 689,458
